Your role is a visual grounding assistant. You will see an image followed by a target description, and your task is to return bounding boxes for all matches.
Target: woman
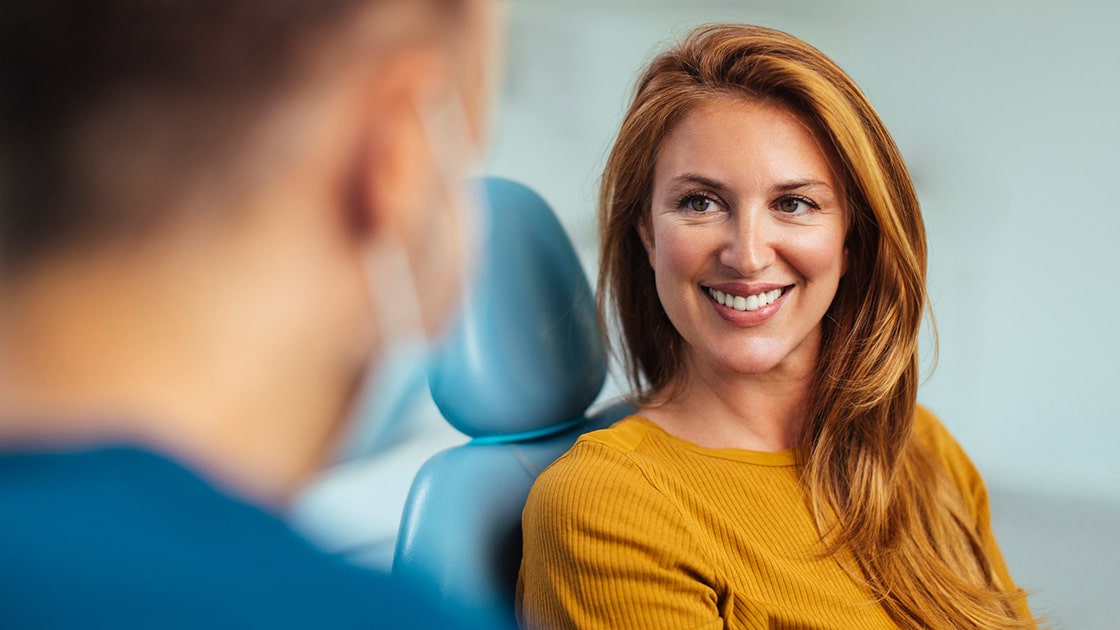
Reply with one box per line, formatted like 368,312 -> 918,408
517,24 -> 1035,629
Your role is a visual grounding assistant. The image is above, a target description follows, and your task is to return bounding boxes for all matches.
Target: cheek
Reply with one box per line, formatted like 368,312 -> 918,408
788,229 -> 848,289
647,226 -> 709,327
649,226 -> 708,283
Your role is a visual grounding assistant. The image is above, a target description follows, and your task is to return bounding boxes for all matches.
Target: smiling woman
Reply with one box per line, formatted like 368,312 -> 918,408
517,24 -> 1037,630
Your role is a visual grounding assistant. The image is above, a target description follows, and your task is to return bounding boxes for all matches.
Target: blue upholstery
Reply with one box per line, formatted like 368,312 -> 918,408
426,177 -> 605,440
392,177 -> 632,628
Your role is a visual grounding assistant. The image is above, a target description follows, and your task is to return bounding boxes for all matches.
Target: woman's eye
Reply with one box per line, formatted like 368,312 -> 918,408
777,197 -> 813,214
686,196 -> 714,213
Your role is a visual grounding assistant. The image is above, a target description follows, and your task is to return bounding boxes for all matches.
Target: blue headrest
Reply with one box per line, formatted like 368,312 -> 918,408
428,177 -> 605,440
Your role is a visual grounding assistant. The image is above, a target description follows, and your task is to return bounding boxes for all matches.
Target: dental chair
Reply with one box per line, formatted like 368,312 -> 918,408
392,177 -> 632,629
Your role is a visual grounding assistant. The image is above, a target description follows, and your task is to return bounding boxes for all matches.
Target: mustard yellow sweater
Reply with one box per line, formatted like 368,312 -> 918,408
516,406 -> 1031,629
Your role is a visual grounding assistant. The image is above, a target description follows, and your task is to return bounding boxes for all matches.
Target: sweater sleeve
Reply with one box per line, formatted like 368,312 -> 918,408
913,406 -> 1036,624
516,440 -> 722,630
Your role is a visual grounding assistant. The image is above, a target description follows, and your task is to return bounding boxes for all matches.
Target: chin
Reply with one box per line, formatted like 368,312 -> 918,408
719,335 -> 818,375
728,360 -> 787,377
709,350 -> 788,377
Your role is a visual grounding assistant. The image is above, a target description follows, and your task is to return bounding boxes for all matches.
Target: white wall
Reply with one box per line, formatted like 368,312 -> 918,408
487,0 -> 1120,504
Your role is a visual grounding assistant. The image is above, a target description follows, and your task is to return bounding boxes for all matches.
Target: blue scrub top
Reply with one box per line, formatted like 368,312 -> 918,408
0,445 -> 452,628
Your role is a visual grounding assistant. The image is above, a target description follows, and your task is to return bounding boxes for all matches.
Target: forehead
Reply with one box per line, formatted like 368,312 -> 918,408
654,96 -> 841,192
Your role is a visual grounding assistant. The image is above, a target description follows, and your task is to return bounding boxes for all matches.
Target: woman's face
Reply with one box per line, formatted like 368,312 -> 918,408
643,96 -> 848,381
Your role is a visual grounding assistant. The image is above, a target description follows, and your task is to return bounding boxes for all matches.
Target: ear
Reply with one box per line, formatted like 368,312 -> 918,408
637,218 -> 655,268
347,47 -> 450,244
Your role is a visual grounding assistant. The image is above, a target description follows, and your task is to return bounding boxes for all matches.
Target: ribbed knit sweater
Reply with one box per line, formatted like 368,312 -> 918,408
516,406 -> 1031,629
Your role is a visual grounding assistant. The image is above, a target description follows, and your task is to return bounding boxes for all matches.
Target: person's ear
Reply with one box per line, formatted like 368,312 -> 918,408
637,218 -> 655,267
347,47 -> 450,244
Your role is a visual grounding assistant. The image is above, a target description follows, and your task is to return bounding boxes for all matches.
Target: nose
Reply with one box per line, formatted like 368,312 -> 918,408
718,208 -> 775,276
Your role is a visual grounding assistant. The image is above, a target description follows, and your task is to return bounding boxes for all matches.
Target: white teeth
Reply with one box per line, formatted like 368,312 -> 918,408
707,286 -> 785,312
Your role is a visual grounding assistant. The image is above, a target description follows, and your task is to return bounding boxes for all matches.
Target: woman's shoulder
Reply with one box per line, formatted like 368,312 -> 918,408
911,404 -> 988,511
522,415 -> 703,566
572,414 -> 660,453
534,415 -> 656,480
912,405 -> 973,466
525,416 -> 670,516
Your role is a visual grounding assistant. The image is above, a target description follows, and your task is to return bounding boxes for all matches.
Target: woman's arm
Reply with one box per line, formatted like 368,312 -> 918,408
516,441 -> 722,630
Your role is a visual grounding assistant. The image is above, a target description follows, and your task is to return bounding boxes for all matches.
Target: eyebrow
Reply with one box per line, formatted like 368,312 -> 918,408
774,179 -> 832,193
667,173 -> 732,194
666,173 -> 834,195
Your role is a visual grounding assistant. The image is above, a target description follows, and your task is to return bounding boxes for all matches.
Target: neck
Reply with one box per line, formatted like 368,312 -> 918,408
641,337 -> 820,453
0,218 -> 369,507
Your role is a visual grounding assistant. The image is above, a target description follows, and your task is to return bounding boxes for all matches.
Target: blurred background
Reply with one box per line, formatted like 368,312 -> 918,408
295,1 -> 1120,627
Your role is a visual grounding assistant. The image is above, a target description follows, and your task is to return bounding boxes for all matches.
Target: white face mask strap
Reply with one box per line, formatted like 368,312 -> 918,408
414,89 -> 486,284
415,88 -> 480,191
368,236 -> 426,348
336,234 -> 428,464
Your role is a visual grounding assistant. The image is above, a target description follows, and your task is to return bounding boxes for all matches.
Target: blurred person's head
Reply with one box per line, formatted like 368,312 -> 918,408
0,0 -> 494,502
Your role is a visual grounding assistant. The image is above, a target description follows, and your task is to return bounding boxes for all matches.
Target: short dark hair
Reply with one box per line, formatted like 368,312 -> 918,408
0,0 -> 454,273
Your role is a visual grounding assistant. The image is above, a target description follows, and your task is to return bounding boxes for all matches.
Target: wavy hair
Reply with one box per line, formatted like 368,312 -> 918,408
597,24 -> 1032,628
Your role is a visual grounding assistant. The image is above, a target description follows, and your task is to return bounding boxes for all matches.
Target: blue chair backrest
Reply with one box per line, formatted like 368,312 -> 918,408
392,178 -> 632,628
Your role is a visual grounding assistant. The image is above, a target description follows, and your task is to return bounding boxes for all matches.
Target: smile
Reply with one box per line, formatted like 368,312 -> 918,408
706,286 -> 786,312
